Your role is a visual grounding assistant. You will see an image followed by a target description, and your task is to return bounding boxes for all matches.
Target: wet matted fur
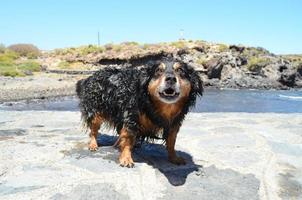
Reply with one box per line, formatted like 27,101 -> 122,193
76,57 -> 203,167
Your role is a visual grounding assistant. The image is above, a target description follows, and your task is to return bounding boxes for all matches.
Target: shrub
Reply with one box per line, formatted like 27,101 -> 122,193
217,44 -> 229,52
171,41 -> 187,49
0,54 -> 40,76
247,57 -> 271,72
123,41 -> 139,46
0,50 -> 20,77
112,44 -> 122,52
57,61 -> 71,69
0,50 -> 19,64
196,58 -> 208,66
0,66 -> 23,77
8,43 -> 40,58
18,61 -> 41,72
80,45 -> 104,55
53,45 -> 105,56
104,43 -> 114,51
54,48 -> 74,55
142,44 -> 150,50
103,43 -> 123,52
0,62 -> 22,77
0,44 -> 6,53
242,47 -> 270,58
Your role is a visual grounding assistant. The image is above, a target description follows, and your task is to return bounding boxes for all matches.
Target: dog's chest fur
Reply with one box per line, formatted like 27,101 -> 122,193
138,113 -> 162,137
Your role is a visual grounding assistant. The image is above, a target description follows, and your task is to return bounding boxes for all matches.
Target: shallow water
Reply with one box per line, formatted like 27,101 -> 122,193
1,89 -> 302,113
195,89 -> 302,113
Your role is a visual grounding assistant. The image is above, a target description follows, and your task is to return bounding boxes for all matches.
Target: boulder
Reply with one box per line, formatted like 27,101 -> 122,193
278,67 -> 300,88
229,45 -> 245,53
206,58 -> 224,79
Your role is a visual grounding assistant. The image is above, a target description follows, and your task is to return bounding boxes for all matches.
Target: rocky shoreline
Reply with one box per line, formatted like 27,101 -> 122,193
1,41 -> 302,102
0,74 -> 79,102
1,71 -> 301,103
41,41 -> 302,90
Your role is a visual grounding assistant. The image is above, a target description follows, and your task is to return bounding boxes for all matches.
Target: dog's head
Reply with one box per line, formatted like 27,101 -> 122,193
146,58 -> 203,104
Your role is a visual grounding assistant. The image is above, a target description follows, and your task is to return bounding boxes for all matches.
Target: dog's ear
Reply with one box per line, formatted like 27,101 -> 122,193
146,60 -> 161,69
139,61 -> 158,88
186,63 -> 203,96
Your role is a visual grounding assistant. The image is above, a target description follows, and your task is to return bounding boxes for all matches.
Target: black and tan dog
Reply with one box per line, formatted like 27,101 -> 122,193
76,57 -> 203,167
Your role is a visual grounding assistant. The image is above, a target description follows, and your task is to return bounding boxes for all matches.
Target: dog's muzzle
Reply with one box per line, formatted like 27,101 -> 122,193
160,87 -> 180,98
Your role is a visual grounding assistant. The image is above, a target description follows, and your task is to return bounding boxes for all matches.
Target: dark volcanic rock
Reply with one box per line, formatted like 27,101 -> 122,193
229,45 -> 245,53
49,41 -> 301,90
279,70 -> 297,87
206,58 -> 224,79
279,66 -> 302,88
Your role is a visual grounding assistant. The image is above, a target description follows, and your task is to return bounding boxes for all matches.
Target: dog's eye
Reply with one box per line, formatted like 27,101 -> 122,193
176,67 -> 184,74
155,68 -> 164,74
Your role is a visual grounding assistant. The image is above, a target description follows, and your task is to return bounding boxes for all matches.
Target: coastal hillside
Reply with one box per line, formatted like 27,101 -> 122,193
1,41 -> 302,90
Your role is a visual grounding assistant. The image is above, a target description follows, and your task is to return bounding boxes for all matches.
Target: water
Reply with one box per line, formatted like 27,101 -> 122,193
0,89 -> 302,113
194,89 -> 302,113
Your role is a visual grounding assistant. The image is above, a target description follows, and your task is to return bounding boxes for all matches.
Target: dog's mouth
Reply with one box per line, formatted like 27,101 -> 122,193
159,88 -> 180,100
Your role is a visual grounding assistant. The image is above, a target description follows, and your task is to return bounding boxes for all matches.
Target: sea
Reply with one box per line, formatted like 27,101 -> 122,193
1,89 -> 302,113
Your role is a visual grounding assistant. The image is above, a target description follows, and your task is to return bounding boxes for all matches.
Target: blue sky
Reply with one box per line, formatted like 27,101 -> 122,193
1,0 -> 301,54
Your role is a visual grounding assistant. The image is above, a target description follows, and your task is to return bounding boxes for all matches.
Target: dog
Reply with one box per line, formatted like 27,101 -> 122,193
76,57 -> 203,167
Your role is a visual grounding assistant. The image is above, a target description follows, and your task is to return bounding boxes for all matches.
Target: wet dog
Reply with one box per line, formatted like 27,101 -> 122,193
76,57 -> 203,167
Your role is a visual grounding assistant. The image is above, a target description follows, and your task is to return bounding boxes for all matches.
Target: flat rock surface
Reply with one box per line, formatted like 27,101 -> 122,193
0,111 -> 301,200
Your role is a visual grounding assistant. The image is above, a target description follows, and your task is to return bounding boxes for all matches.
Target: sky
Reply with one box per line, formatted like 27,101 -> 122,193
1,0 -> 302,54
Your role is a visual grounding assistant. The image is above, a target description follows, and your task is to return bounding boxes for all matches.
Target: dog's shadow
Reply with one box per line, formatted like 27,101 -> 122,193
97,134 -> 202,186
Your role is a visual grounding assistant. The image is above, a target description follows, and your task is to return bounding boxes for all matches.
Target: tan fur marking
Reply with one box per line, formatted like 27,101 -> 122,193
166,126 -> 186,165
148,73 -> 191,122
159,62 -> 166,70
89,113 -> 103,151
173,62 -> 181,69
138,113 -> 161,136
118,128 -> 135,167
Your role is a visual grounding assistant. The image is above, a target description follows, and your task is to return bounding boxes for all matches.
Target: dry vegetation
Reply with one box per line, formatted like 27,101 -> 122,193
0,44 -> 41,77
1,40 -> 301,78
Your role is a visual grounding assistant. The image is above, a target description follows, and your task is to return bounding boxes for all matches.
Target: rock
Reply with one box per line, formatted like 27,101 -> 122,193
279,68 -> 297,87
237,56 -> 248,66
204,53 -> 248,81
1,111 -> 302,199
220,65 -> 242,81
203,78 -> 220,88
297,64 -> 302,75
206,58 -> 224,79
40,65 -> 48,71
261,64 -> 281,80
229,45 -> 245,53
192,46 -> 204,53
23,70 -> 33,76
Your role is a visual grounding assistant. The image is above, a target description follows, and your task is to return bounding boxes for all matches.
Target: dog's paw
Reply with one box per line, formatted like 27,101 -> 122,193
119,155 -> 134,168
169,156 -> 186,165
88,142 -> 98,151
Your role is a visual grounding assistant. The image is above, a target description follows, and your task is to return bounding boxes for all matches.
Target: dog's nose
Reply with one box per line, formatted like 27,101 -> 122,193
165,74 -> 177,84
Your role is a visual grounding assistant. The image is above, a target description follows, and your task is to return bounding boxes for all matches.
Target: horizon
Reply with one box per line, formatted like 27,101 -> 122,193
1,0 -> 302,54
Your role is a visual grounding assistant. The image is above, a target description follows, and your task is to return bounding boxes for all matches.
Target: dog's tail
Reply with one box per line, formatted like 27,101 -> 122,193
76,79 -> 89,130
76,79 -> 84,97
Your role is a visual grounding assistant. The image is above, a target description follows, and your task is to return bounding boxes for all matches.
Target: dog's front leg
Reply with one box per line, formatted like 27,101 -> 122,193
166,126 -> 186,165
118,127 -> 135,167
